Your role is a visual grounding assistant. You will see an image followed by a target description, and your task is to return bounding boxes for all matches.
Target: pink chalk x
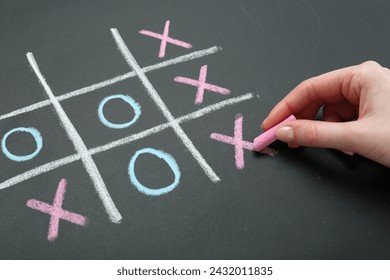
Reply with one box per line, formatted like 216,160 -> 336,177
26,178 -> 87,241
253,115 -> 296,152
210,113 -> 277,170
139,20 -> 192,58
174,64 -> 231,105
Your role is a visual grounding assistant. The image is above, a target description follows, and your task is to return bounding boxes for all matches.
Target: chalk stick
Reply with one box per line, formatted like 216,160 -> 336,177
253,114 -> 296,151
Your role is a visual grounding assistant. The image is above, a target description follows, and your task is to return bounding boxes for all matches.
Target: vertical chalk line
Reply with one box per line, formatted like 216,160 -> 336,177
0,93 -> 254,190
196,64 -> 208,104
0,46 -> 221,122
234,114 -> 245,169
26,52 -> 122,224
48,178 -> 67,241
111,28 -> 220,182
159,20 -> 170,58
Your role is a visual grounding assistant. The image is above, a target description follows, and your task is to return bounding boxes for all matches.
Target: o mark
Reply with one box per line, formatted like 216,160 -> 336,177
1,127 -> 43,162
98,94 -> 141,129
128,148 -> 181,196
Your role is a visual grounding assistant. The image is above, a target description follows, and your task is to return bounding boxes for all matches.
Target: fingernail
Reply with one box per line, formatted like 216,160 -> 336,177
341,150 -> 354,156
275,126 -> 294,142
261,118 -> 267,129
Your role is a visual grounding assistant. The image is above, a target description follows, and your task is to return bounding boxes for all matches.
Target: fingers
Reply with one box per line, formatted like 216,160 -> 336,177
259,60 -> 390,162
262,65 -> 359,130
275,119 -> 359,152
322,102 -> 358,122
262,61 -> 390,131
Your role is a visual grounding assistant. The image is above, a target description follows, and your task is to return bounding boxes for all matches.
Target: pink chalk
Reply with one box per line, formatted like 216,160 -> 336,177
253,115 -> 296,152
210,113 -> 277,170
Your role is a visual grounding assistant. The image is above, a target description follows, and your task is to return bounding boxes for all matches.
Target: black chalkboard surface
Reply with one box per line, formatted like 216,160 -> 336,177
1,0 -> 390,260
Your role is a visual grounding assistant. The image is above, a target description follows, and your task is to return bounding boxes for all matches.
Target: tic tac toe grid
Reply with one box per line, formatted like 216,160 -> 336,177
0,22 -> 258,229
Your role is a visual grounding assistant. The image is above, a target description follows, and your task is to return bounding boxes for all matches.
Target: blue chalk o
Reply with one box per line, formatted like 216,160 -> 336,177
128,148 -> 181,196
1,127 -> 43,162
98,94 -> 141,129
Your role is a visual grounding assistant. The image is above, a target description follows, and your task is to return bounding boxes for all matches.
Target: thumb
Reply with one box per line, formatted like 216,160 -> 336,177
275,119 -> 358,152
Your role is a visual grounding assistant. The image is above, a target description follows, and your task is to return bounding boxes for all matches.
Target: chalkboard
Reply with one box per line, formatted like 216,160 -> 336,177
1,0 -> 390,260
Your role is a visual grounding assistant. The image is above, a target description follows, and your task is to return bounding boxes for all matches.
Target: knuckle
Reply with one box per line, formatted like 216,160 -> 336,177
302,122 -> 320,147
299,78 -> 322,104
350,60 -> 383,91
359,60 -> 383,78
361,60 -> 381,69
301,78 -> 316,95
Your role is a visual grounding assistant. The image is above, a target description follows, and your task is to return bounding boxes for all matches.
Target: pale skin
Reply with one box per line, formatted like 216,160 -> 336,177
262,61 -> 390,168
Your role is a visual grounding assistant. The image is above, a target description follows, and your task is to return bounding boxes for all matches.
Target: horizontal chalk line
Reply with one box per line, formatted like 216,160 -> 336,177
0,46 -> 221,121
0,93 -> 254,190
0,155 -> 80,190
